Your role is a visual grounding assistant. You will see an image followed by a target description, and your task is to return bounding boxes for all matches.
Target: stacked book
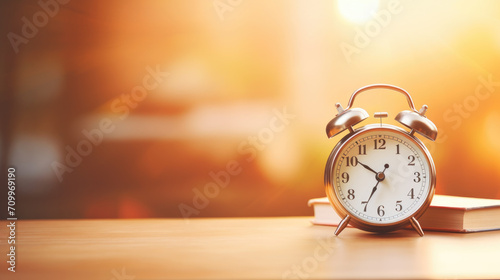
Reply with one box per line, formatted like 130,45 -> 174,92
309,195 -> 500,233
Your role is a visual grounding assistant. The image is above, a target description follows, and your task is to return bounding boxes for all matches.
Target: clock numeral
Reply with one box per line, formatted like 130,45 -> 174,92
341,172 -> 349,183
414,172 -> 421,183
374,139 -> 386,150
358,144 -> 366,155
347,189 -> 355,200
407,188 -> 415,199
345,156 -> 358,167
408,155 -> 416,166
377,205 -> 385,217
361,201 -> 368,212
396,144 -> 400,154
395,200 -> 402,212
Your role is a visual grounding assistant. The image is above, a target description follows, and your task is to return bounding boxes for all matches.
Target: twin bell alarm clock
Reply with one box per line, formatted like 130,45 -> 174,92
324,84 -> 437,236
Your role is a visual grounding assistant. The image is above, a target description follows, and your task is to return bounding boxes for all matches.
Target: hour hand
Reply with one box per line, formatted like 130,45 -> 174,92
357,161 -> 377,174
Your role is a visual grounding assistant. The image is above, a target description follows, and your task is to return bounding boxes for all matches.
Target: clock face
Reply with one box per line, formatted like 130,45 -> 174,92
330,126 -> 433,225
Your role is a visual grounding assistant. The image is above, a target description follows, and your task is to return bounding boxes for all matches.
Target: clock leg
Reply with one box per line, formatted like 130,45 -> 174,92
334,215 -> 351,236
410,217 -> 424,237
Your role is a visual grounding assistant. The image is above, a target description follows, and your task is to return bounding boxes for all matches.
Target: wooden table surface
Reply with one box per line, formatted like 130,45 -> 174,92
1,217 -> 500,280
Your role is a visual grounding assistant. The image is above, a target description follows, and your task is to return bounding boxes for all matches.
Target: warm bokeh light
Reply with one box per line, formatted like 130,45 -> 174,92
337,0 -> 380,23
1,0 -> 500,219
483,112 -> 500,158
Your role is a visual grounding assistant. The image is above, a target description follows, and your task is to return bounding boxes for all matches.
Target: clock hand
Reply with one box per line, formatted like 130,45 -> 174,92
357,161 -> 377,175
361,164 -> 389,212
362,181 -> 380,212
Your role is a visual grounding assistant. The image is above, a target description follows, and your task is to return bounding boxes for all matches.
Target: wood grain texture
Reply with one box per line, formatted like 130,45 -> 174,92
1,217 -> 500,279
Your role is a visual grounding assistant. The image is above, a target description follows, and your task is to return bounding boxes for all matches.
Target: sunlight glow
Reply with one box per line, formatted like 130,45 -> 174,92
337,0 -> 380,24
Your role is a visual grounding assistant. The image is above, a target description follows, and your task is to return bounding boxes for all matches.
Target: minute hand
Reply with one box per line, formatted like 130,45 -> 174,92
358,161 -> 377,174
362,181 -> 380,212
361,164 -> 389,212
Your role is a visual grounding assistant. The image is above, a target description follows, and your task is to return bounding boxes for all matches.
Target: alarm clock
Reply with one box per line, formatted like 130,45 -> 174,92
324,84 -> 437,236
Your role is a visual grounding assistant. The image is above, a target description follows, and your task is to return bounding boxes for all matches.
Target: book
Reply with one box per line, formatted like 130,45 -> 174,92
308,195 -> 500,233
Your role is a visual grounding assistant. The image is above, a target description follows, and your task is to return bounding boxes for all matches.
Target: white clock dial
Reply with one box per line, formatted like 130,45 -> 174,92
332,127 -> 432,225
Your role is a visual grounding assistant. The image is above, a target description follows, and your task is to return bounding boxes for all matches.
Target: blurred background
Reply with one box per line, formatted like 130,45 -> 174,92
1,0 -> 499,219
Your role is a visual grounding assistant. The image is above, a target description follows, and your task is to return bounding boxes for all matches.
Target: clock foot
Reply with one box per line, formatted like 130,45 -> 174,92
410,217 -> 424,237
334,215 -> 351,236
